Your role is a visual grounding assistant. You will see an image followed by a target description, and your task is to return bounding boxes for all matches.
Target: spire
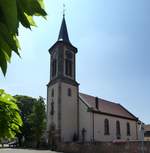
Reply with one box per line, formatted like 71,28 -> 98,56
58,15 -> 70,43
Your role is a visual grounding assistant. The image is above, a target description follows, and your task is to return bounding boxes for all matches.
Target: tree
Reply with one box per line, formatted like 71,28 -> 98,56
0,0 -> 47,146
0,0 -> 47,75
15,95 -> 46,148
28,97 -> 46,148
14,95 -> 37,147
0,89 -> 23,140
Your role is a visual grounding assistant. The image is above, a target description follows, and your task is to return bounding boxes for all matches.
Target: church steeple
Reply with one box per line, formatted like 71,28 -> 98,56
48,15 -> 78,84
47,14 -> 79,144
58,16 -> 70,43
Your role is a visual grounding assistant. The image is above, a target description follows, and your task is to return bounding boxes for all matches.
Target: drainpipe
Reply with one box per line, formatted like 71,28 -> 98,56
92,112 -> 95,143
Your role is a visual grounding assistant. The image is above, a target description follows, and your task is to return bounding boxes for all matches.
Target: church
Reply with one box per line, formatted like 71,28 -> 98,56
46,15 -> 140,145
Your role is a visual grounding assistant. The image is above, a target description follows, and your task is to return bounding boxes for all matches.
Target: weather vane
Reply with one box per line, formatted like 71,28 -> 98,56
63,3 -> 66,17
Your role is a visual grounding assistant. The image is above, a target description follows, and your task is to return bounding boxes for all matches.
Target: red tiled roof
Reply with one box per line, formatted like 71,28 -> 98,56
79,92 -> 137,121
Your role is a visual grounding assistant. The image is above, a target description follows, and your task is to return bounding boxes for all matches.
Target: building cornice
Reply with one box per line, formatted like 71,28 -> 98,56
47,77 -> 79,87
92,110 -> 138,121
49,41 -> 77,54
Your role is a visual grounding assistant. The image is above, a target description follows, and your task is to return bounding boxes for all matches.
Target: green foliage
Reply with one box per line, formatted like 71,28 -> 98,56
28,97 -> 46,148
14,95 -> 37,146
0,89 -> 23,139
15,95 -> 46,147
0,0 -> 47,75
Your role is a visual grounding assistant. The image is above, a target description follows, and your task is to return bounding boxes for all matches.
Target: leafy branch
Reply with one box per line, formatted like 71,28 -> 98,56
0,0 -> 47,75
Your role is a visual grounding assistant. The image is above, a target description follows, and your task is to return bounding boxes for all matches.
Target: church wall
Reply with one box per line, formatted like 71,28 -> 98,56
47,83 -> 59,130
61,82 -> 78,142
93,113 -> 137,141
79,99 -> 93,142
78,100 -> 138,142
57,141 -> 150,153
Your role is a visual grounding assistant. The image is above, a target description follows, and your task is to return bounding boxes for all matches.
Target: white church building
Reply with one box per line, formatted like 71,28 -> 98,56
47,16 -> 140,145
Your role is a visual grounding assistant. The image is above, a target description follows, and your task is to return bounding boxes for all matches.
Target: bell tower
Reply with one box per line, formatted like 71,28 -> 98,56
47,15 -> 79,144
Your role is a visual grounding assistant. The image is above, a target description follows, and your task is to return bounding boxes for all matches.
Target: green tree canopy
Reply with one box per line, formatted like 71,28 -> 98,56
0,0 -> 47,75
15,95 -> 46,147
0,89 -> 23,140
28,97 -> 46,148
14,95 -> 37,146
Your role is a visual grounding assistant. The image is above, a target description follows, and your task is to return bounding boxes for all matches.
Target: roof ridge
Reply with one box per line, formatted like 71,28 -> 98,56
118,104 -> 138,120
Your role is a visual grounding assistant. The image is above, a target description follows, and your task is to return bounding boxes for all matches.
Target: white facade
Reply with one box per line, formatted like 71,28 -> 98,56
47,16 -> 140,144
79,99 -> 138,142
60,82 -> 78,142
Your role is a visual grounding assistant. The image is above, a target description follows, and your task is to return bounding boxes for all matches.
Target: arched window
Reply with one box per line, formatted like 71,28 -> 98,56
50,100 -> 54,116
51,88 -> 54,97
68,88 -> 72,96
127,122 -> 130,136
65,51 -> 73,77
116,121 -> 121,139
65,59 -> 72,77
104,119 -> 109,135
52,59 -> 57,77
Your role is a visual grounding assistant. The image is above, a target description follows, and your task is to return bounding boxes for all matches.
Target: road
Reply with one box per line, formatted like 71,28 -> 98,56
0,148 -> 61,153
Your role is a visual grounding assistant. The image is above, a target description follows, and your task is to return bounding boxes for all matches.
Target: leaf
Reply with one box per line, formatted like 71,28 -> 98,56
0,0 -> 18,34
0,22 -> 20,56
37,0 -> 45,9
13,35 -> 20,50
24,13 -> 37,27
16,0 -> 31,29
18,0 -> 47,16
0,0 -> 47,75
0,35 -> 12,62
0,89 -> 23,139
0,50 -> 7,75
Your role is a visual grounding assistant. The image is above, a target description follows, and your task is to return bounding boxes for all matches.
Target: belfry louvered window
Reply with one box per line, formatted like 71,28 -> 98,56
52,59 -> 57,77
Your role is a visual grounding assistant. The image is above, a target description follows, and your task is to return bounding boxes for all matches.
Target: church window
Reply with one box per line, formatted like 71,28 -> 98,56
51,89 -> 54,97
52,59 -> 57,77
127,122 -> 131,136
66,50 -> 73,59
50,100 -> 54,116
104,119 -> 109,135
65,59 -> 72,77
68,88 -> 72,96
116,121 -> 121,139
65,50 -> 73,77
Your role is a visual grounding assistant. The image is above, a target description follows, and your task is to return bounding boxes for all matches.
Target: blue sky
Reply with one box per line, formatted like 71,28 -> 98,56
0,0 -> 150,124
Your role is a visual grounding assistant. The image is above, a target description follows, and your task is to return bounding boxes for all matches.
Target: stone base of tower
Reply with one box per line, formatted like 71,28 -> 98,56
47,127 -> 61,150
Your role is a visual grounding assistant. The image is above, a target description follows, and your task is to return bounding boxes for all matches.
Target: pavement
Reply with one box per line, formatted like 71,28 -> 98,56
0,148 -> 62,153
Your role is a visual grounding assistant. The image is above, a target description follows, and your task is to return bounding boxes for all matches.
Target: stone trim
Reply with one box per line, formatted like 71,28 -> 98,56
47,77 -> 79,87
49,41 -> 77,54
58,82 -> 62,142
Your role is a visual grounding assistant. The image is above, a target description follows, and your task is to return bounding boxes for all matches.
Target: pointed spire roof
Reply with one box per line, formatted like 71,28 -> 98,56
58,15 -> 70,43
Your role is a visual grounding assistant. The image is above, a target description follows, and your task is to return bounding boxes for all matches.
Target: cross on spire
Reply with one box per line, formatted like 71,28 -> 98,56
58,4 -> 70,43
63,3 -> 66,17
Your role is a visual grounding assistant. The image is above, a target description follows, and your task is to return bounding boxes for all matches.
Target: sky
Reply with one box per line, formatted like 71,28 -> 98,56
0,0 -> 150,124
